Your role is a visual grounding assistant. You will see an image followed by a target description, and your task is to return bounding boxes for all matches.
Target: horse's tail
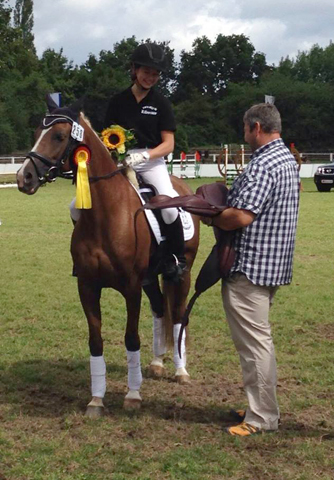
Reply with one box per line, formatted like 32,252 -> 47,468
162,279 -> 175,347
162,279 -> 189,349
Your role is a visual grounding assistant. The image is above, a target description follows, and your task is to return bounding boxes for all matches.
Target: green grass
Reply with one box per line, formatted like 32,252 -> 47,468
0,178 -> 333,480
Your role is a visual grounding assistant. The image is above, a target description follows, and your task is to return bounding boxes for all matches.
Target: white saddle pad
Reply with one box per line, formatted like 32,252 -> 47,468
134,185 -> 195,245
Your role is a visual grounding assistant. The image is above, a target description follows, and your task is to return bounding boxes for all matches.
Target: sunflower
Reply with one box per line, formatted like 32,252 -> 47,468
101,126 -> 126,152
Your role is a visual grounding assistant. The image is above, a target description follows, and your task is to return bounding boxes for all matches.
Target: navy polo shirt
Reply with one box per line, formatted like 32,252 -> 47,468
104,87 -> 176,149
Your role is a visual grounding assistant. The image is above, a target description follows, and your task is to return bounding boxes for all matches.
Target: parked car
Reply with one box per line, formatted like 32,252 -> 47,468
314,163 -> 334,192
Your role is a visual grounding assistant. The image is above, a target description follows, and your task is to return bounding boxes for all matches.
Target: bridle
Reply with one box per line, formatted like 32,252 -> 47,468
26,113 -> 127,184
26,114 -> 80,184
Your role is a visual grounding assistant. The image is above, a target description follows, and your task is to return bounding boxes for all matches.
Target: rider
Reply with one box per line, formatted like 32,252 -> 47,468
104,42 -> 186,282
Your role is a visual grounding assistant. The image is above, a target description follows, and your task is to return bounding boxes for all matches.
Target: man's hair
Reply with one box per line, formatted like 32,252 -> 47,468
243,103 -> 282,134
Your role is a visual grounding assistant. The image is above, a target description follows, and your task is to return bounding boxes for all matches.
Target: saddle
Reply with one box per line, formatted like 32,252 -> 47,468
141,181 -> 236,356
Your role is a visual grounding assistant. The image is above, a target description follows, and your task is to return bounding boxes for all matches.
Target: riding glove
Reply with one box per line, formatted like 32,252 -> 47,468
124,151 -> 150,167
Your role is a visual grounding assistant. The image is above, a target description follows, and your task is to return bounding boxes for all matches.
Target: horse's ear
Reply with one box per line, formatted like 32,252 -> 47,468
69,97 -> 84,115
46,94 -> 59,112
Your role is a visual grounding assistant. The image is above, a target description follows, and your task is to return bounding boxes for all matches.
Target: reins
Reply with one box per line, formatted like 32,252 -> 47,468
89,165 -> 128,183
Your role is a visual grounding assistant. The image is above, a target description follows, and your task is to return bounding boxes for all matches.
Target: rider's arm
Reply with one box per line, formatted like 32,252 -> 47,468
147,131 -> 174,160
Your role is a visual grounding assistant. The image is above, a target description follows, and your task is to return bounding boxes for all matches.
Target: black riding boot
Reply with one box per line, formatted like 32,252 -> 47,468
163,216 -> 187,283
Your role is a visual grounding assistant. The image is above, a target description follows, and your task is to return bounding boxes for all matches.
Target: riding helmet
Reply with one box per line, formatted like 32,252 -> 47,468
131,43 -> 168,72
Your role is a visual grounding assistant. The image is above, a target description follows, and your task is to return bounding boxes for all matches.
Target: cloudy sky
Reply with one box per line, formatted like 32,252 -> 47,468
9,0 -> 334,66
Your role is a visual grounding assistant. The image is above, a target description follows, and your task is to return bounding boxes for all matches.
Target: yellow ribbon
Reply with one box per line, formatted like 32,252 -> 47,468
75,148 -> 92,209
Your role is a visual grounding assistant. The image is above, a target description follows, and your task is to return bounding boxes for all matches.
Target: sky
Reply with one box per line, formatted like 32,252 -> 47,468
8,0 -> 334,67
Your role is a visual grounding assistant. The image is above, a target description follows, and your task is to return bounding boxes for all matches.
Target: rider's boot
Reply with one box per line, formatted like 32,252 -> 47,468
163,216 -> 187,283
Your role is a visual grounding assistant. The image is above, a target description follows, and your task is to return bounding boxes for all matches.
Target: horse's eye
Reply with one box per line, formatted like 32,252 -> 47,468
53,132 -> 66,142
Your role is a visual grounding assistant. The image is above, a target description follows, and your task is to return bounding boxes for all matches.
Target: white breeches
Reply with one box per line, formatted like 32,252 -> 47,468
131,152 -> 178,225
70,197 -> 80,222
69,155 -> 178,225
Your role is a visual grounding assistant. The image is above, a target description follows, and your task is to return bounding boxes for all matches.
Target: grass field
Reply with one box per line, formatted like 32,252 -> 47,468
0,177 -> 333,480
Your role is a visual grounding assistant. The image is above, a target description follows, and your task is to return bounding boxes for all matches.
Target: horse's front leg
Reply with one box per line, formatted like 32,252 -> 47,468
123,286 -> 143,410
78,280 -> 106,417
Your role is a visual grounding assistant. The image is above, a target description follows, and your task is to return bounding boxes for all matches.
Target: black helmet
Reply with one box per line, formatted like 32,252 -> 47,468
131,43 -> 168,72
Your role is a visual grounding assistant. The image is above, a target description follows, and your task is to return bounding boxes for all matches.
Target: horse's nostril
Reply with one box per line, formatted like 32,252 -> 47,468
24,172 -> 33,184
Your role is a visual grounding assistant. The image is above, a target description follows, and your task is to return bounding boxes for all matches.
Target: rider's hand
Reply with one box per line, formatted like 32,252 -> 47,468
124,151 -> 150,167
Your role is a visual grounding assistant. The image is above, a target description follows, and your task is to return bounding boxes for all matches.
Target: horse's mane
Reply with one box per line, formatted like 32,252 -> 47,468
80,112 -> 109,151
80,112 -> 138,187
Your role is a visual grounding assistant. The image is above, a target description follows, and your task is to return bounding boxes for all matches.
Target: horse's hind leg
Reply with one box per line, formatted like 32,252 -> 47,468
78,281 -> 106,417
123,287 -> 143,409
143,278 -> 167,378
171,273 -> 191,385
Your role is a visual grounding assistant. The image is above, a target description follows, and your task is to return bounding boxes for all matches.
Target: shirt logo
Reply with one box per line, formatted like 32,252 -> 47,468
141,106 -> 157,116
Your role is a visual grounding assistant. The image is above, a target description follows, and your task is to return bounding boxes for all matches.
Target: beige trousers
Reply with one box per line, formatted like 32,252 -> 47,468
222,273 -> 280,430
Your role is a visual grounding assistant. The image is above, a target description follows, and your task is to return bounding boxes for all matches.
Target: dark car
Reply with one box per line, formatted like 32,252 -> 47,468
314,163 -> 334,192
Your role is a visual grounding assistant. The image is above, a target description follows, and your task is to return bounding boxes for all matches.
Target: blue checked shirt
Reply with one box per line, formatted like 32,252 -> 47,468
228,138 -> 300,286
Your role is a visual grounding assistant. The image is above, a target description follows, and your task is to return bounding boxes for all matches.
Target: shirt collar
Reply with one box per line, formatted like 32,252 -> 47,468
251,138 -> 284,159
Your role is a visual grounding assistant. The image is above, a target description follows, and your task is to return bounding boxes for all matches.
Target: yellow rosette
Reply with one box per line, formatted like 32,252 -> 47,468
74,146 -> 92,209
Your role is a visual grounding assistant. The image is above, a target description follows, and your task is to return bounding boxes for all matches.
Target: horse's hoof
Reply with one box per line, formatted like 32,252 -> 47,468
147,364 -> 166,378
123,398 -> 142,410
175,374 -> 191,385
85,405 -> 105,418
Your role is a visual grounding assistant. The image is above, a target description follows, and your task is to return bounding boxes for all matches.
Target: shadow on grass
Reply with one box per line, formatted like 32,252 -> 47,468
0,359 -> 331,439
0,359 -> 127,417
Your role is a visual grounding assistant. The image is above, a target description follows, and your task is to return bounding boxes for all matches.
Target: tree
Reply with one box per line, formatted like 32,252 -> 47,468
13,0 -> 34,50
174,34 -> 267,102
278,41 -> 334,85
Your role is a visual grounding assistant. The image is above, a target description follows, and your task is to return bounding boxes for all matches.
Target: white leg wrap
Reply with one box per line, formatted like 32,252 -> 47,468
153,315 -> 167,357
90,355 -> 106,398
173,324 -> 186,369
127,350 -> 142,391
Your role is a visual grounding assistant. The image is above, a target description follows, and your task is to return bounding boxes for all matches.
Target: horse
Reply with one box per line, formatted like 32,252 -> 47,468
16,96 -> 199,417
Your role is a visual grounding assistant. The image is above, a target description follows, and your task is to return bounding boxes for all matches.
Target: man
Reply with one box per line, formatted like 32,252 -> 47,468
203,103 -> 300,436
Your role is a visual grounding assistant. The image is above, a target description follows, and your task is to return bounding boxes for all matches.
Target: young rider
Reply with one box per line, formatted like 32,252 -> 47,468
104,42 -> 186,282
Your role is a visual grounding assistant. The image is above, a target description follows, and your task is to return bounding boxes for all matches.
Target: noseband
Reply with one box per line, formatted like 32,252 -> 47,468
26,114 -> 82,184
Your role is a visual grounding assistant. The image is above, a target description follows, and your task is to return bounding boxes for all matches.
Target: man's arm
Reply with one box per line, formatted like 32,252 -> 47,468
202,207 -> 256,231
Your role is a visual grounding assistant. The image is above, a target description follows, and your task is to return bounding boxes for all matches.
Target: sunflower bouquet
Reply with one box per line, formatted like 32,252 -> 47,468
101,125 -> 136,161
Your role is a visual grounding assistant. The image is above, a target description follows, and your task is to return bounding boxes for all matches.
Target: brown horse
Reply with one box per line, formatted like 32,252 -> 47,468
17,96 -> 199,416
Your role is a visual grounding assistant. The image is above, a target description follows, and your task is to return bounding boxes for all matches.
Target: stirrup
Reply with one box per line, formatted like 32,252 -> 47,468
162,254 -> 186,283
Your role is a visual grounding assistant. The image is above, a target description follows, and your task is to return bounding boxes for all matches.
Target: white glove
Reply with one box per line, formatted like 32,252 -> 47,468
124,151 -> 150,167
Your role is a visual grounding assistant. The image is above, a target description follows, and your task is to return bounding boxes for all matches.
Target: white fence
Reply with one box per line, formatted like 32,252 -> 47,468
0,157 -> 25,174
167,159 -> 331,179
1,154 -> 333,178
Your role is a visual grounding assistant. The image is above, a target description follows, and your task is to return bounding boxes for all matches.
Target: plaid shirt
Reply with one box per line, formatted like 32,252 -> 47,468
228,138 -> 300,286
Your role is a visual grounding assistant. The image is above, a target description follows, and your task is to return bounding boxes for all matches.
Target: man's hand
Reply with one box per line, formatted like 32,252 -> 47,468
124,152 -> 150,167
200,216 -> 214,227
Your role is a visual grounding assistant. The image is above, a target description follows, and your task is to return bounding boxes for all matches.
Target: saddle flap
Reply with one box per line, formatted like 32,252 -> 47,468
141,191 -> 227,217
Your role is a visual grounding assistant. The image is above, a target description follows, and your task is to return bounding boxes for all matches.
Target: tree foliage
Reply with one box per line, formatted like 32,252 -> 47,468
13,0 -> 34,50
1,1 -> 334,155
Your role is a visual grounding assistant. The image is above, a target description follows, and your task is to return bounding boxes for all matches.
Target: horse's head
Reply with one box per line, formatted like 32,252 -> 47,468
17,95 -> 83,195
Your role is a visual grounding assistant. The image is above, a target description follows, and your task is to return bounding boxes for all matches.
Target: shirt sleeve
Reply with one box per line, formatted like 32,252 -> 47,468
104,95 -> 120,128
158,97 -> 176,132
228,162 -> 274,215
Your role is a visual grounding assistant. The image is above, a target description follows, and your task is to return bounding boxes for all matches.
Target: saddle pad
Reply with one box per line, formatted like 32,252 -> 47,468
133,184 -> 194,245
